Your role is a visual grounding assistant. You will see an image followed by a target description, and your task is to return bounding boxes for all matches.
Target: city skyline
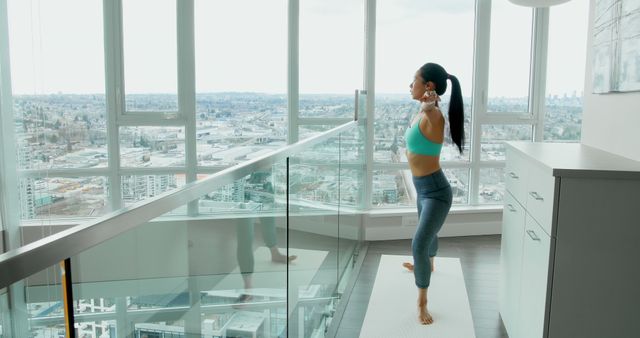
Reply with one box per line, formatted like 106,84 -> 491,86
13,92 -> 582,219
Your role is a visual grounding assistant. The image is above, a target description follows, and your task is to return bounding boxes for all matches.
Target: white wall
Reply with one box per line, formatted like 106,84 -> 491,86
581,0 -> 640,161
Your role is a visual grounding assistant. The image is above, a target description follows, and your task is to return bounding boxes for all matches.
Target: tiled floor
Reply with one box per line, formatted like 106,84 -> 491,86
332,235 -> 509,338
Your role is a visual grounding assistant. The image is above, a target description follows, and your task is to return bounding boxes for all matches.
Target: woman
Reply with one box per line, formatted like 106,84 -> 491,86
402,62 -> 465,325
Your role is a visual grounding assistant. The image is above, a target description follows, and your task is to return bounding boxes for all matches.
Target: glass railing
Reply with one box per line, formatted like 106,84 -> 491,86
0,119 -> 364,338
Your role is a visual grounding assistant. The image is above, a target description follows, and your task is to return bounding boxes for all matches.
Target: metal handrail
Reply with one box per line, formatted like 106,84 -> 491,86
0,121 -> 358,288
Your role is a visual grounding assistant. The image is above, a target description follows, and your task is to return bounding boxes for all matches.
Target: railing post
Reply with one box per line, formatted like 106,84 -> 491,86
61,258 -> 76,338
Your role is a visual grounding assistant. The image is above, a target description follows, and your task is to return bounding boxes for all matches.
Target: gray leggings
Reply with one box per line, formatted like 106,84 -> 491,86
411,169 -> 453,289
236,216 -> 278,274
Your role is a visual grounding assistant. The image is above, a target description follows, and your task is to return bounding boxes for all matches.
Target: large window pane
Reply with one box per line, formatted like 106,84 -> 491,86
119,127 -> 185,168
544,0 -> 588,141
375,1 -> 474,164
7,0 -> 107,170
488,0 -> 532,113
481,125 -> 533,161
299,0 -> 364,118
195,0 -> 287,166
123,0 -> 177,112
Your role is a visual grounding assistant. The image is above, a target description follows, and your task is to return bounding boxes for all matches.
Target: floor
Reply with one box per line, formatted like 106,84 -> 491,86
332,235 -> 509,338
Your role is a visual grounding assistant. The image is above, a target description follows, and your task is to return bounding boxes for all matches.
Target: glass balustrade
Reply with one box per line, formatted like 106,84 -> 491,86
1,121 -> 363,338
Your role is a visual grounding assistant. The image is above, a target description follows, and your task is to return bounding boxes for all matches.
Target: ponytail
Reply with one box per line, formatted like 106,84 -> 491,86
418,63 -> 465,155
447,74 -> 465,155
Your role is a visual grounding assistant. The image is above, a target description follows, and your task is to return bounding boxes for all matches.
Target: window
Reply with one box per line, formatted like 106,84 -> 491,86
299,0 -> 364,118
122,0 -> 178,113
194,0 -> 287,166
119,127 -> 185,168
481,125 -> 533,161
544,0 -> 589,141
22,176 -> 108,219
373,0 -> 475,207
374,0 -> 474,163
487,0 -> 533,114
7,0 -> 107,220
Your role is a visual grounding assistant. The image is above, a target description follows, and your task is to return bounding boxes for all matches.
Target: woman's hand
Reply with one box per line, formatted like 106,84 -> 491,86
420,90 -> 440,112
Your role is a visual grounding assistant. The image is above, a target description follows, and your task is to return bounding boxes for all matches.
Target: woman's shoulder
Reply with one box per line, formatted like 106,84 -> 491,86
421,108 -> 445,127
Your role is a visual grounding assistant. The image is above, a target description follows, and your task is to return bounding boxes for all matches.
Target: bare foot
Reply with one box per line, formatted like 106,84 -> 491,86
418,301 -> 434,325
402,259 -> 435,272
271,251 -> 297,264
234,293 -> 253,303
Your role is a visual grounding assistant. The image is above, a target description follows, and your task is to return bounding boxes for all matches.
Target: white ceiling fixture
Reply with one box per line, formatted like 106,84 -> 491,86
508,0 -> 571,7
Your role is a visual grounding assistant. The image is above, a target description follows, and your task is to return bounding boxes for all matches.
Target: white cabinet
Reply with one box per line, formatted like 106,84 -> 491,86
500,142 -> 640,338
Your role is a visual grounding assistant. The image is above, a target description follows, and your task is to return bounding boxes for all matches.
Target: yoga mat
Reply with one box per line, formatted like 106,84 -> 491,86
359,255 -> 475,338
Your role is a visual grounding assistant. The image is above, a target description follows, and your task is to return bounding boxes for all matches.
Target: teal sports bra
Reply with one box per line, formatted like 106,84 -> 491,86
404,117 -> 443,156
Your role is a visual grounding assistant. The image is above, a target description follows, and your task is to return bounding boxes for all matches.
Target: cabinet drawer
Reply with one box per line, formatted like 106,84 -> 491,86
505,147 -> 528,206
526,163 -> 555,236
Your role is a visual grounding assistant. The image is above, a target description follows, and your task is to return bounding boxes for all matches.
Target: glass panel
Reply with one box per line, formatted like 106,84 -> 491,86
195,1 -> 287,165
337,124 -> 365,305
488,0 -> 532,113
481,125 -> 533,161
300,94 -> 357,119
3,268 -> 66,338
288,134 -> 341,337
299,0 -> 364,117
19,176 -> 108,220
22,263 -> 67,337
195,94 -> 286,167
123,0 -> 178,112
372,168 -> 470,208
375,0 -> 474,162
544,0 -> 588,141
299,125 -> 337,140
479,167 -> 505,204
121,174 -> 184,208
119,127 -> 185,167
0,290 -> 8,338
69,159 -> 292,337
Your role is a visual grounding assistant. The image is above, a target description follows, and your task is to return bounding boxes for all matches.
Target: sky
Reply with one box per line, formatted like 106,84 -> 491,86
6,0 -> 589,97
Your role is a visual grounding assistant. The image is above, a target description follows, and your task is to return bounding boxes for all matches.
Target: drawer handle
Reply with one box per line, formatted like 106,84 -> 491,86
529,191 -> 544,201
507,204 -> 516,212
508,172 -> 519,179
526,230 -> 541,241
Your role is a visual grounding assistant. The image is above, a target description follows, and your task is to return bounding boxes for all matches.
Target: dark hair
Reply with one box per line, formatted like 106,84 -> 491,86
418,62 -> 465,155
